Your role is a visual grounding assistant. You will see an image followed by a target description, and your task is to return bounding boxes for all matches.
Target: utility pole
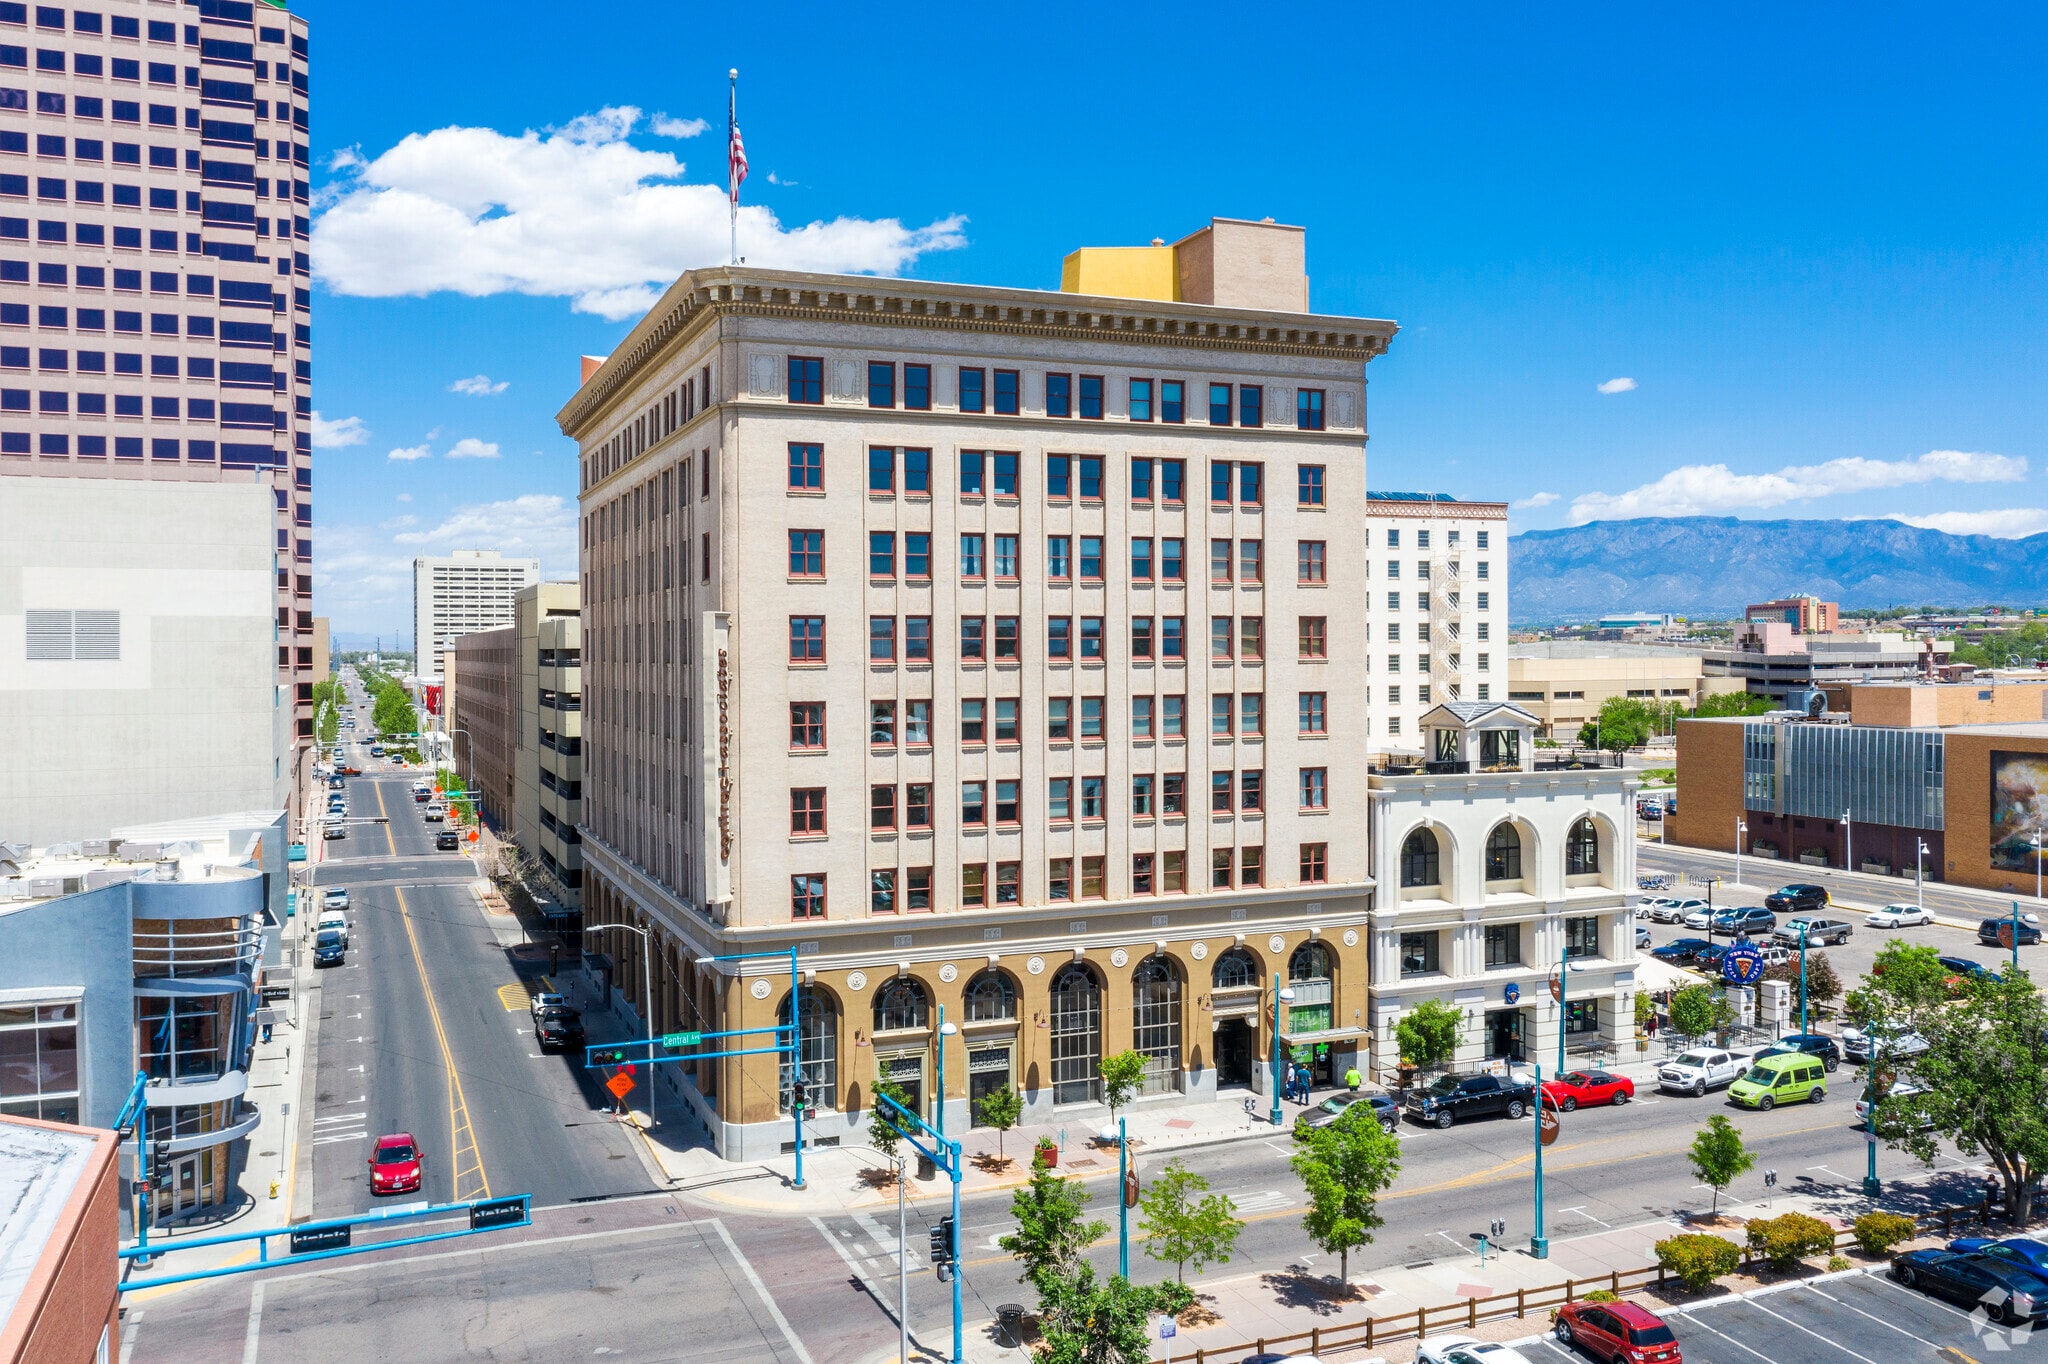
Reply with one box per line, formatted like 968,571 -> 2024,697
896,1151 -> 908,1364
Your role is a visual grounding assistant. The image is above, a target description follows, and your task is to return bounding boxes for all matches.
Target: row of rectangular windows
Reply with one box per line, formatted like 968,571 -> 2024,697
0,219 -> 308,259
1383,527 -> 1489,549
793,692 -> 1330,750
0,71 -> 298,126
796,613 -> 1330,665
1,91 -> 311,169
1378,687 -> 1495,724
0,430 -> 277,458
848,532 -> 1320,586
0,133 -> 298,172
1385,622 -> 1493,642
800,764 -> 1331,835
790,358 -> 1328,431
1384,590 -> 1495,612
0,176 -> 293,207
1382,559 -> 1492,580
0,263 -> 275,296
0,347 -> 292,375
1,390 -> 277,420
797,445 -> 1326,508
0,6 -> 294,46
792,842 -> 1332,918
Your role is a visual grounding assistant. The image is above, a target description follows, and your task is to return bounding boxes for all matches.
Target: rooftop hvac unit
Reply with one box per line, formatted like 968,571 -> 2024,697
120,842 -> 162,862
1792,687 -> 1829,719
81,839 -> 112,857
29,878 -> 62,899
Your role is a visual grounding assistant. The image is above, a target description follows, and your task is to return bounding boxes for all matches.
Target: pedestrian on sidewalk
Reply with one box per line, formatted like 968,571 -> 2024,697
1344,1064 -> 1362,1094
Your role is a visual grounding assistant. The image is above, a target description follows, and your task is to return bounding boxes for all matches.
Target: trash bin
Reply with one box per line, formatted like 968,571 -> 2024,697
996,1304 -> 1025,1345
917,1153 -> 937,1182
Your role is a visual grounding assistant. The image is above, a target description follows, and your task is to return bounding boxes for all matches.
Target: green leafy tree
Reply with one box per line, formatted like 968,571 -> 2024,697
1097,1049 -> 1148,1127
976,1083 -> 1024,1163
1000,1160 -> 1109,1293
1394,999 -> 1463,1074
1035,1265 -> 1173,1364
1688,1114 -> 1755,1216
1289,1102 -> 1402,1282
1668,984 -> 1718,1039
1694,691 -> 1776,718
1138,1159 -> 1244,1282
1760,950 -> 1841,1013
1577,696 -> 1656,752
1847,940 -> 1957,1029
867,1078 -> 911,1167
1869,970 -> 2048,1223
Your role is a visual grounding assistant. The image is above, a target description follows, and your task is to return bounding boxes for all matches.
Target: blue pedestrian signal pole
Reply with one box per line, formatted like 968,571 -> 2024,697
1269,975 -> 1295,1126
1531,1059 -> 1549,1260
1117,1115 -> 1130,1278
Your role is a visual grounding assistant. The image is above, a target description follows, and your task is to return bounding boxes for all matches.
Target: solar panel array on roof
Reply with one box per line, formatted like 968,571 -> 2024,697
1365,491 -> 1459,502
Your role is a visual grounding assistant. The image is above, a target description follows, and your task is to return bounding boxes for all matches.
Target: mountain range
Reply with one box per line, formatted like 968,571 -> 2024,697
1508,516 -> 2048,621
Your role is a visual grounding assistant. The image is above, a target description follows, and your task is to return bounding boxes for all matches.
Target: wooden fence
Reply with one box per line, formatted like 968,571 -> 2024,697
1169,1196 -> 1998,1363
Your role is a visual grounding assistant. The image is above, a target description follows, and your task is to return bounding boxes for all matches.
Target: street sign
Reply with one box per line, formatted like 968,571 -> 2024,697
289,1223 -> 351,1254
1539,1101 -> 1561,1147
1722,943 -> 1765,985
469,1197 -> 527,1231
605,1072 -> 636,1100
1548,967 -> 1563,1003
661,1031 -> 702,1049
1998,921 -> 2018,949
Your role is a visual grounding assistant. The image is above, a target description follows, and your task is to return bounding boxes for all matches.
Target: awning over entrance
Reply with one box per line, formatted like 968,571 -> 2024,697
1280,1026 -> 1366,1045
1632,957 -> 1707,993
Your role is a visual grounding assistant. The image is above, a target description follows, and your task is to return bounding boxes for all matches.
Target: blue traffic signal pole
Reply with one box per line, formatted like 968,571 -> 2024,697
1531,1059 -> 1548,1260
2013,901 -> 2025,973
876,1092 -> 964,1364
1118,1115 -> 1130,1278
1270,972 -> 1284,1126
1798,922 -> 1809,1034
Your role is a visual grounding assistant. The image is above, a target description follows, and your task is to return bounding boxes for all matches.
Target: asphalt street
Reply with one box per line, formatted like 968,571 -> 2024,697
304,720 -> 652,1218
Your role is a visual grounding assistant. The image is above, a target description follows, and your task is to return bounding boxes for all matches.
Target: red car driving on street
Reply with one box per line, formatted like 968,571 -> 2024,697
1538,1069 -> 1635,1111
368,1132 -> 423,1196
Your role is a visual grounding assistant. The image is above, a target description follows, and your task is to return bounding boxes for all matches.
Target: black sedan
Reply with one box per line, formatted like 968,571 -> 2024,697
1765,884 -> 1830,914
1296,1092 -> 1399,1134
1756,1032 -> 1841,1071
1651,938 -> 1728,968
1892,1249 -> 2048,1325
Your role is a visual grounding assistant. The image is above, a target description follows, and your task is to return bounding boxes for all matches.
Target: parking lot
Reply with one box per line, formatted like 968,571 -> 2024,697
1531,1269 -> 2042,1362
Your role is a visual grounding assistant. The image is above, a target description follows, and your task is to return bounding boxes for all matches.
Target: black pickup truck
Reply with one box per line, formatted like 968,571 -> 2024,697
1402,1072 -> 1537,1129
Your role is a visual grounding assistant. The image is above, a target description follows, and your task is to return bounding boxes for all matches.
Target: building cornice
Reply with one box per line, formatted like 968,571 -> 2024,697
557,266 -> 1399,439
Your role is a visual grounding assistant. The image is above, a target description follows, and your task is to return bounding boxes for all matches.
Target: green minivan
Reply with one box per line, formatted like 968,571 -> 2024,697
1728,1053 -> 1827,1110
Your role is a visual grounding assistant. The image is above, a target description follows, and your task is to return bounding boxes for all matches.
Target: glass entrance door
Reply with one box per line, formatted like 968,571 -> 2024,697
154,1149 -> 213,1220
1484,1008 -> 1526,1062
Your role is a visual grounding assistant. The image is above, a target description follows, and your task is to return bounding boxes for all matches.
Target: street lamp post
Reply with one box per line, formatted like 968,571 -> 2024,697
583,922 -> 657,1130
1735,819 -> 1747,887
1843,808 -> 1852,874
1531,1057 -> 1548,1260
1916,839 -> 1929,911
1269,976 -> 1296,1127
1797,922 -> 1809,1035
937,1008 -> 957,1139
2033,833 -> 2042,903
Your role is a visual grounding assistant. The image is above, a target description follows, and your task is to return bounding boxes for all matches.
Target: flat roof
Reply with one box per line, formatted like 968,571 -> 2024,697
0,1117 -> 97,1328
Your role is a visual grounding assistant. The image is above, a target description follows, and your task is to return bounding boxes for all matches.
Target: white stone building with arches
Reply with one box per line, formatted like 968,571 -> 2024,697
1366,702 -> 1640,1079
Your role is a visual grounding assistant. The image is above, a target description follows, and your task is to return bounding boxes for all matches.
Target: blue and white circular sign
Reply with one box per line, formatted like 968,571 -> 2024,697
1722,943 -> 1765,985
1504,982 -> 1521,1004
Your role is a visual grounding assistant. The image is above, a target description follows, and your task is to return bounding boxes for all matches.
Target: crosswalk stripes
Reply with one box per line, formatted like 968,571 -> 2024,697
311,1108 -> 367,1147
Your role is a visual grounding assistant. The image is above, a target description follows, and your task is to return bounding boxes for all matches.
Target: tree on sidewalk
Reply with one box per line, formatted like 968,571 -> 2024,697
1688,1114 -> 1754,1216
1289,1102 -> 1402,1282
1138,1158 -> 1244,1282
1097,1050 -> 1148,1130
1000,1158 -> 1108,1294
1868,968 -> 2048,1223
976,1083 -> 1024,1165
867,1078 -> 911,1171
1668,984 -> 1718,1039
1036,1265 -> 1184,1364
1394,999 -> 1462,1075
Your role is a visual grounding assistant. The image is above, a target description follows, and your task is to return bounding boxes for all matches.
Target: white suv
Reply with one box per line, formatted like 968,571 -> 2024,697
1657,1048 -> 1744,1096
1648,898 -> 1707,925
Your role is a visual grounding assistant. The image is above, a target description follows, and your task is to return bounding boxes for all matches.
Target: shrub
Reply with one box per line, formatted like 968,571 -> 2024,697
1746,1212 -> 1836,1272
1149,1279 -> 1196,1319
1656,1232 -> 1741,1291
1582,1289 -> 1620,1303
1851,1211 -> 1919,1257
1828,1255 -> 1852,1272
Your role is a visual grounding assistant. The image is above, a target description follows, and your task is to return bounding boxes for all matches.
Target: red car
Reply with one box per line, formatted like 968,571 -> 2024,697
1553,1300 -> 1681,1362
1539,1069 -> 1636,1111
367,1132 -> 423,1196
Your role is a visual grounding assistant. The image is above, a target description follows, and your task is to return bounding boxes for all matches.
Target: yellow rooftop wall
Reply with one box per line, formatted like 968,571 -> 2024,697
1059,246 -> 1179,302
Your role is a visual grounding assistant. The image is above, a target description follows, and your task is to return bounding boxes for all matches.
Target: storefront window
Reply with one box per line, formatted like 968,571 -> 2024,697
779,987 -> 838,1113
0,1002 -> 79,1123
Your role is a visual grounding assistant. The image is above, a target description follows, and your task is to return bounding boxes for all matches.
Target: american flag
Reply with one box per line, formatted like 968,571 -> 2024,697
728,116 -> 748,205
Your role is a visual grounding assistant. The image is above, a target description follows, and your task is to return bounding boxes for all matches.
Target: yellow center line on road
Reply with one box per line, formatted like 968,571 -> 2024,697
374,778 -> 396,857
394,884 -> 491,1202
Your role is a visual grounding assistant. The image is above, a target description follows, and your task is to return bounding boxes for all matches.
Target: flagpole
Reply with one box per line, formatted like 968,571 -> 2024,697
728,68 -> 738,265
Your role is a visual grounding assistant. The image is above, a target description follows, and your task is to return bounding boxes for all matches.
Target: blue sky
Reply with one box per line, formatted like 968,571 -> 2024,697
300,2 -> 2048,639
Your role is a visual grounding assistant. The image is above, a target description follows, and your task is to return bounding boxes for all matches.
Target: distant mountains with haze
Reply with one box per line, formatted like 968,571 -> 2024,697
1508,516 -> 2048,622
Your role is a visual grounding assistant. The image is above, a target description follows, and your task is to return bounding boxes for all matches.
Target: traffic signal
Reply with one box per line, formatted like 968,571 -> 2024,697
929,1216 -> 957,1280
149,1137 -> 171,1187
790,1080 -> 806,1113
589,1048 -> 629,1066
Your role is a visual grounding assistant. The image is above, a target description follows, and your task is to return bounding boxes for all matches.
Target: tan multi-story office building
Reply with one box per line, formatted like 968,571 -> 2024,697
1507,642 -> 1736,740
450,623 -> 513,826
511,581 -> 582,908
560,223 -> 1398,1156
1362,492 -> 1509,757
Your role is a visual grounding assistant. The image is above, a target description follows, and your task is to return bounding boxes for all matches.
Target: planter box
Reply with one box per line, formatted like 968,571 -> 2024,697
1798,852 -> 1830,867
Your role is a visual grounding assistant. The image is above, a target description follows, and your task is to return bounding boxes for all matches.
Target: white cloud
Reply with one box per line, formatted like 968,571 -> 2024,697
380,514 -> 418,530
1570,449 -> 2027,522
313,104 -> 968,320
651,114 -> 708,139
448,374 -> 510,396
767,171 -> 797,186
310,411 -> 368,448
395,493 -> 412,502
392,494 -> 577,570
445,437 -> 501,460
387,443 -> 432,462
1513,491 -> 1560,509
1596,377 -> 1638,395
1887,508 -> 2048,539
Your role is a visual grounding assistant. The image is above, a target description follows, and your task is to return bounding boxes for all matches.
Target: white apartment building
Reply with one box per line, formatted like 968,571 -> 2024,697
1363,492 -> 1508,759
412,548 -> 538,682
1366,703 -> 1639,1075
560,221 -> 1399,1157
0,476 -> 286,844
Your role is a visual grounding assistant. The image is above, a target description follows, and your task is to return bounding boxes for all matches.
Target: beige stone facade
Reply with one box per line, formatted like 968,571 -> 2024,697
1507,645 -> 1737,740
559,263 -> 1395,1156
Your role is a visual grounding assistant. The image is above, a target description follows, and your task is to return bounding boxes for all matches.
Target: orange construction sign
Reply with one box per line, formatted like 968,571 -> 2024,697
605,1072 -> 636,1100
